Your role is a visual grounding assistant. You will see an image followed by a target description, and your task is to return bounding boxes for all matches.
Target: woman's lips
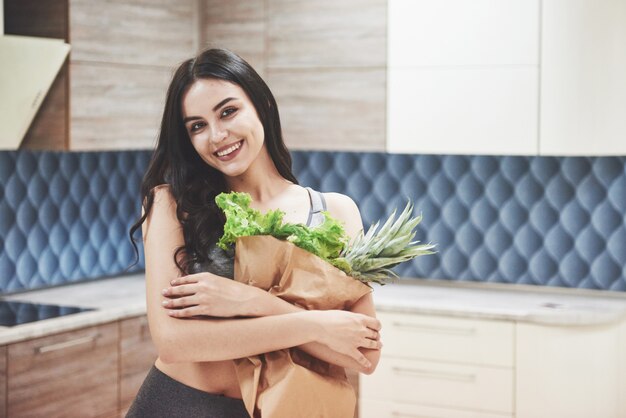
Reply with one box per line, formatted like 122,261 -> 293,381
214,140 -> 244,161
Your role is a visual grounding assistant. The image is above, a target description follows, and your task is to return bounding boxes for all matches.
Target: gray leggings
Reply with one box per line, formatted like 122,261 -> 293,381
126,365 -> 250,418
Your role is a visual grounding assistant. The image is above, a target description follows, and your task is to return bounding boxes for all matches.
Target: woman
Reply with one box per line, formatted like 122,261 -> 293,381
127,48 -> 382,417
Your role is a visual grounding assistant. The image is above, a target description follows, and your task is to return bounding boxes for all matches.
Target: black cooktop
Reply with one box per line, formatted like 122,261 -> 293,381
0,300 -> 95,327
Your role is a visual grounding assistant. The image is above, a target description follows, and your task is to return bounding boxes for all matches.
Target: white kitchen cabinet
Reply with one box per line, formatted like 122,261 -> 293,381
516,320 -> 626,418
360,312 -> 515,416
539,0 -> 626,156
360,399 -> 511,418
386,0 -> 540,156
361,310 -> 626,418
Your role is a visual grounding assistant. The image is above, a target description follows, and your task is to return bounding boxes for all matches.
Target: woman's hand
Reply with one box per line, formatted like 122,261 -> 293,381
161,272 -> 263,318
309,310 -> 383,370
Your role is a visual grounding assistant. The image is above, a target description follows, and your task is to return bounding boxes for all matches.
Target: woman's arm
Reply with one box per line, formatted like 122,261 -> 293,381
163,191 -> 382,374
143,186 -> 380,366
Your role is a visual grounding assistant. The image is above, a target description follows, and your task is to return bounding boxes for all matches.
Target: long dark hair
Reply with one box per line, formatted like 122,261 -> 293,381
129,48 -> 298,273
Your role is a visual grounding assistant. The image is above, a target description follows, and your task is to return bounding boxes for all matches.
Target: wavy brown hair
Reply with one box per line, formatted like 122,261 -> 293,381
129,48 -> 297,273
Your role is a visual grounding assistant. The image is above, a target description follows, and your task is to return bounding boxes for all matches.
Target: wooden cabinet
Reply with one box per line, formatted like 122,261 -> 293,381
4,0 -> 194,151
0,314 -> 158,417
0,346 -> 6,418
119,316 -> 158,416
7,322 -> 118,418
360,312 -> 515,417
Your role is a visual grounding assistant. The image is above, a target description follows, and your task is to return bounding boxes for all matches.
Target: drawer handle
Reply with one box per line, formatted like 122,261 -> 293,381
392,413 -> 437,418
35,333 -> 100,354
392,366 -> 476,383
392,322 -> 476,336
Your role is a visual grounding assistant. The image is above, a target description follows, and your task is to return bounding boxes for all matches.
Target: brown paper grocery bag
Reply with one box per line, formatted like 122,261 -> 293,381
232,235 -> 372,418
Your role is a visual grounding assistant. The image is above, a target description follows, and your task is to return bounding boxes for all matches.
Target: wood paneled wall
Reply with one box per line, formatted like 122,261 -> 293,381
69,0 -> 197,150
202,1 -> 267,78
7,0 -> 386,151
203,0 -> 387,151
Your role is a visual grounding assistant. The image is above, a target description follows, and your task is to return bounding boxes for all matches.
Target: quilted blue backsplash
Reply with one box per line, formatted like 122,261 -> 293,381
1,150 -> 625,294
0,151 -> 149,293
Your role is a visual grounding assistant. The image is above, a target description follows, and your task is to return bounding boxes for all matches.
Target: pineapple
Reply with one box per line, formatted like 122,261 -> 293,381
331,202 -> 436,285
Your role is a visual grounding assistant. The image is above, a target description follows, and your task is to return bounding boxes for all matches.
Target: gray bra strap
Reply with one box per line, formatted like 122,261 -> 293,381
305,187 -> 327,227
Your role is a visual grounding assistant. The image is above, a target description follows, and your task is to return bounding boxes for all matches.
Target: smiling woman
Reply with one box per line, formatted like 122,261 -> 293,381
126,48 -> 381,418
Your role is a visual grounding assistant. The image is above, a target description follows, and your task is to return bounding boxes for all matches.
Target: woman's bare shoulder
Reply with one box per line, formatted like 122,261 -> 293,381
321,192 -> 363,238
323,192 -> 359,214
151,183 -> 172,199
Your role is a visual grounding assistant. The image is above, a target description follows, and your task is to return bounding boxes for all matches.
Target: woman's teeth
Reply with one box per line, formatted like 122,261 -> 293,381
216,141 -> 242,157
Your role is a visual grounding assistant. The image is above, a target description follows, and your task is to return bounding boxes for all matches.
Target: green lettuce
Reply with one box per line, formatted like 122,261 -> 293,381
215,192 -> 349,263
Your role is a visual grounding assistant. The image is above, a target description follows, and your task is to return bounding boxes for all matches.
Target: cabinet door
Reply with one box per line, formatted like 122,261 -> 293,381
387,0 -> 539,155
516,321 -> 623,418
119,315 -> 158,415
360,399 -> 512,418
361,356 -> 514,414
7,322 -> 118,418
378,312 -> 514,367
539,0 -> 626,155
0,346 -> 6,418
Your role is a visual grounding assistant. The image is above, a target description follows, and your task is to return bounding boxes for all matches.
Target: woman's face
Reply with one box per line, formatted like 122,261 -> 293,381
182,78 -> 265,178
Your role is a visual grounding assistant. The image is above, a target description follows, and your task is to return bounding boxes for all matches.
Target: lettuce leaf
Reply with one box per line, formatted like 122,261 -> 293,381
215,191 -> 349,263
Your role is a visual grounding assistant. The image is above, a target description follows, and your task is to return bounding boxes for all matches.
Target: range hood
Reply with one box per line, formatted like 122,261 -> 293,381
0,34 -> 70,150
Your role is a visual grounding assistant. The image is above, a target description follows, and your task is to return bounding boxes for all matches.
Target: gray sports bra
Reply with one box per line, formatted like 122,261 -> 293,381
189,187 -> 327,279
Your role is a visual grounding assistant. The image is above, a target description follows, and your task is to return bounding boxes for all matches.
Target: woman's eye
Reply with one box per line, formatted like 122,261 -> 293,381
221,107 -> 237,118
190,122 -> 205,132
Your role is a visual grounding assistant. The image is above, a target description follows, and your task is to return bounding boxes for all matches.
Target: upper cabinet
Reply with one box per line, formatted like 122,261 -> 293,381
387,0 -> 626,156
4,0 -> 196,151
539,0 -> 626,156
387,0 -> 540,156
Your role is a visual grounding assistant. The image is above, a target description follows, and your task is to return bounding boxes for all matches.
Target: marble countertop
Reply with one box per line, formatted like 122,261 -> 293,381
0,274 -> 146,345
1,274 -> 626,345
372,278 -> 626,326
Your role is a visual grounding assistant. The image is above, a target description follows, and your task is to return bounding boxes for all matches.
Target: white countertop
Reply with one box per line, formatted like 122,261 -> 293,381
1,274 -> 626,345
372,278 -> 626,326
0,274 -> 146,345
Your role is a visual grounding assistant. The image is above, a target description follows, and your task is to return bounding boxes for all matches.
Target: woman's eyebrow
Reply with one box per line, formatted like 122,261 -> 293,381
183,97 -> 238,123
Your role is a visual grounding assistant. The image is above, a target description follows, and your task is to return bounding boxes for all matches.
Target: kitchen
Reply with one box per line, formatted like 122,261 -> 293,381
1,0 -> 625,417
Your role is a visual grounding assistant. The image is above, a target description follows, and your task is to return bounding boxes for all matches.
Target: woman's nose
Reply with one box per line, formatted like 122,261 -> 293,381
209,123 -> 228,144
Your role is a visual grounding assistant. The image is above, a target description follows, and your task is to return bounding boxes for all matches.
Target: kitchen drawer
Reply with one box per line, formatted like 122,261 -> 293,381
0,346 -> 6,418
120,315 -> 158,415
7,322 -> 118,418
361,356 -> 514,414
378,312 -> 514,367
360,398 -> 512,418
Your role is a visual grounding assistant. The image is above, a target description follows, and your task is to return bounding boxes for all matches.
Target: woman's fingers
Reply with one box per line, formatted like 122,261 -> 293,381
163,295 -> 197,309
162,283 -> 196,297
352,349 -> 372,370
169,273 -> 202,286
364,316 -> 382,332
167,305 -> 201,318
362,337 -> 382,350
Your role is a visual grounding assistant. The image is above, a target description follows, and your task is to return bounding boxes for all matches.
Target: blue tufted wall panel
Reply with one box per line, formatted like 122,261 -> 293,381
0,151 -> 149,293
292,152 -> 626,291
1,150 -> 625,293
